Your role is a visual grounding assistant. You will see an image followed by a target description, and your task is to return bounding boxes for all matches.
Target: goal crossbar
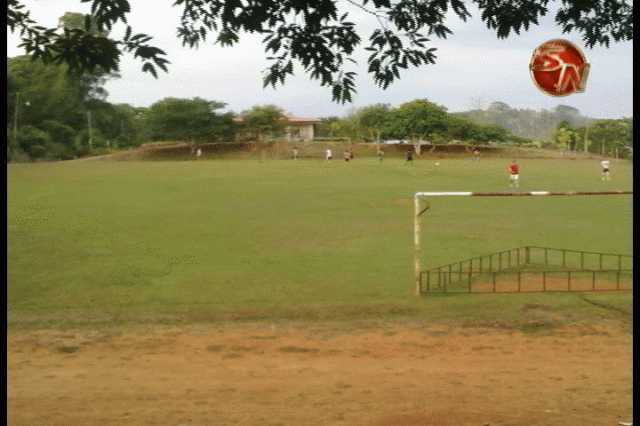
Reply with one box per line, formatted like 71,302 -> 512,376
413,190 -> 632,295
415,190 -> 632,197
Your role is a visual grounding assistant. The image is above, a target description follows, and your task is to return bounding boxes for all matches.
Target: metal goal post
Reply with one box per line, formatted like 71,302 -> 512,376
413,191 -> 632,296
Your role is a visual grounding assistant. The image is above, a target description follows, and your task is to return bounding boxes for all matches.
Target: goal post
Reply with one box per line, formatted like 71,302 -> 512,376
413,190 -> 632,296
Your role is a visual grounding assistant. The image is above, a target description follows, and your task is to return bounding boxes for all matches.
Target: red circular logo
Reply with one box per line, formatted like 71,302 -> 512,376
529,39 -> 590,97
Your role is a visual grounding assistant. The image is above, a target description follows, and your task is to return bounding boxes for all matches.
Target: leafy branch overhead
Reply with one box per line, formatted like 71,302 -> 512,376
7,0 -> 633,103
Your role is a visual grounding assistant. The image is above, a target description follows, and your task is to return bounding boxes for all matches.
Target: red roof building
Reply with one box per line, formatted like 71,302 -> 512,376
233,114 -> 321,141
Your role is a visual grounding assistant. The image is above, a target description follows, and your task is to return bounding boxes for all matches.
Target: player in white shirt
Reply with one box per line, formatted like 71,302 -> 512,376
601,160 -> 610,180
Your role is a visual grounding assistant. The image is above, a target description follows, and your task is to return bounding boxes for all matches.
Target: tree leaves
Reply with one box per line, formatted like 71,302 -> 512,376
239,104 -> 286,139
7,0 -> 634,104
478,0 -> 550,39
554,0 -> 632,48
146,97 -> 233,142
366,29 -> 437,90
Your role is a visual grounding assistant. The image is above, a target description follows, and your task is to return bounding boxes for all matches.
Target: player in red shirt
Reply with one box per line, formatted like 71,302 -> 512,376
507,160 -> 519,187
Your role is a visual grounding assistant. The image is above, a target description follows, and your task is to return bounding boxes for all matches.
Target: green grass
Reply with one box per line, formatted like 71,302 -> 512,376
7,157 -> 633,329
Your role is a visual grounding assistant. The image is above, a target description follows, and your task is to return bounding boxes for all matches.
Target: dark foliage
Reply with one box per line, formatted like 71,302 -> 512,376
8,0 -> 632,103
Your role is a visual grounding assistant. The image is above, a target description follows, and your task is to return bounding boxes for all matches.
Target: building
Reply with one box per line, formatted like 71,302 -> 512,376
281,115 -> 322,141
233,114 -> 321,142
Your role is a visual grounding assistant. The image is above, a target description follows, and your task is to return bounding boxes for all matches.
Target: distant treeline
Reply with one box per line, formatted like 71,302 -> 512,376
7,55 -> 632,162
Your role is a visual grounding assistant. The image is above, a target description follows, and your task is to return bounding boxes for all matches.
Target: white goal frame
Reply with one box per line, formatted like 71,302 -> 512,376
413,190 -> 632,296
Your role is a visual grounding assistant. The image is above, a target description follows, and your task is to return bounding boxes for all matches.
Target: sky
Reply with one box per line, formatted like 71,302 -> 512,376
7,0 -> 633,120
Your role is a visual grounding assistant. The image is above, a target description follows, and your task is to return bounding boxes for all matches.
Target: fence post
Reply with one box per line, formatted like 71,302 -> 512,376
543,271 -> 546,291
562,249 -> 566,268
468,259 -> 473,288
545,248 -> 548,266
616,271 -> 620,291
518,271 -> 521,292
581,252 -> 584,270
567,271 -> 571,291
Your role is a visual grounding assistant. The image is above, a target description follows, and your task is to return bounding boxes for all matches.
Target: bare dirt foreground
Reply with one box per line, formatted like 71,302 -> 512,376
7,321 -> 632,426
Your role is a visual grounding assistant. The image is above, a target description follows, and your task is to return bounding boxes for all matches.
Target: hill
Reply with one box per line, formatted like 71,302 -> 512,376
451,102 -> 593,142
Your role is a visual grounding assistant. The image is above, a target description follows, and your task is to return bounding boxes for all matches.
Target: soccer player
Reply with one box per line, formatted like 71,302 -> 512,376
507,160 -> 519,187
343,150 -> 350,161
377,147 -> 384,163
326,148 -> 332,161
292,147 -> 298,160
601,160 -> 610,180
406,149 -> 413,162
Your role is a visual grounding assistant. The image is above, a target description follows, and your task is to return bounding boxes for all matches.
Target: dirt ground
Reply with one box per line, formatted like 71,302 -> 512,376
7,321 -> 632,426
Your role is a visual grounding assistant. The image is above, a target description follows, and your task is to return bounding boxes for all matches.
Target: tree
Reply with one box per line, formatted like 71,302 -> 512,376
485,101 -> 514,131
487,101 -> 511,113
553,104 -> 582,128
386,99 -> 448,153
239,105 -> 286,142
105,103 -> 145,147
553,120 -> 580,151
145,97 -> 234,142
358,104 -> 391,144
329,109 -> 365,143
7,54 -> 125,160
7,56 -> 82,128
15,125 -> 52,159
586,118 -> 633,157
470,124 -> 509,144
445,115 -> 476,142
314,116 -> 341,138
8,0 -> 633,103
39,120 -> 77,158
58,12 -> 109,38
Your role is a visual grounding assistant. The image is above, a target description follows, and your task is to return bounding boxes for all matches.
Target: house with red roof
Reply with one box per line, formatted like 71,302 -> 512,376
233,114 -> 321,142
281,115 -> 322,141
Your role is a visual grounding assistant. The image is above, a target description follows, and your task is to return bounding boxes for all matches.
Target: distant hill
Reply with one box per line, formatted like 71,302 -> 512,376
451,102 -> 593,142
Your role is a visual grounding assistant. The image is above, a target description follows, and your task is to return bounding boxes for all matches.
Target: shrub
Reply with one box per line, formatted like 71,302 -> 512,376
16,125 -> 52,159
75,129 -> 110,154
39,120 -> 77,152
114,134 -> 131,148
46,142 -> 76,160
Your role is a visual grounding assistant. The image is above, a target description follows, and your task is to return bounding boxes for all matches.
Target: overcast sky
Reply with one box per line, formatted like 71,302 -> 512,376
7,0 -> 633,120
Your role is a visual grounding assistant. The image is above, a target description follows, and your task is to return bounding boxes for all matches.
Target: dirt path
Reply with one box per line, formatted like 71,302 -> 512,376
7,322 -> 632,426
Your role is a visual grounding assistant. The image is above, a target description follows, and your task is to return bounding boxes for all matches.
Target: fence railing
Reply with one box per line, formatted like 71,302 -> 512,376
525,246 -> 632,271
419,246 -> 632,294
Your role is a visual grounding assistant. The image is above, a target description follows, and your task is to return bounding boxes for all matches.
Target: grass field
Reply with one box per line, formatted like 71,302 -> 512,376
7,156 -> 633,329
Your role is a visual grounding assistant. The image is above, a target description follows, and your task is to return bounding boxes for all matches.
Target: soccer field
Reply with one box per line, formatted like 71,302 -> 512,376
7,157 -> 632,325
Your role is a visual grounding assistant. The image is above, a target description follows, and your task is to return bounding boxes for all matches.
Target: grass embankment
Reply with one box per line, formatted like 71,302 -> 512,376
8,157 -> 632,330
